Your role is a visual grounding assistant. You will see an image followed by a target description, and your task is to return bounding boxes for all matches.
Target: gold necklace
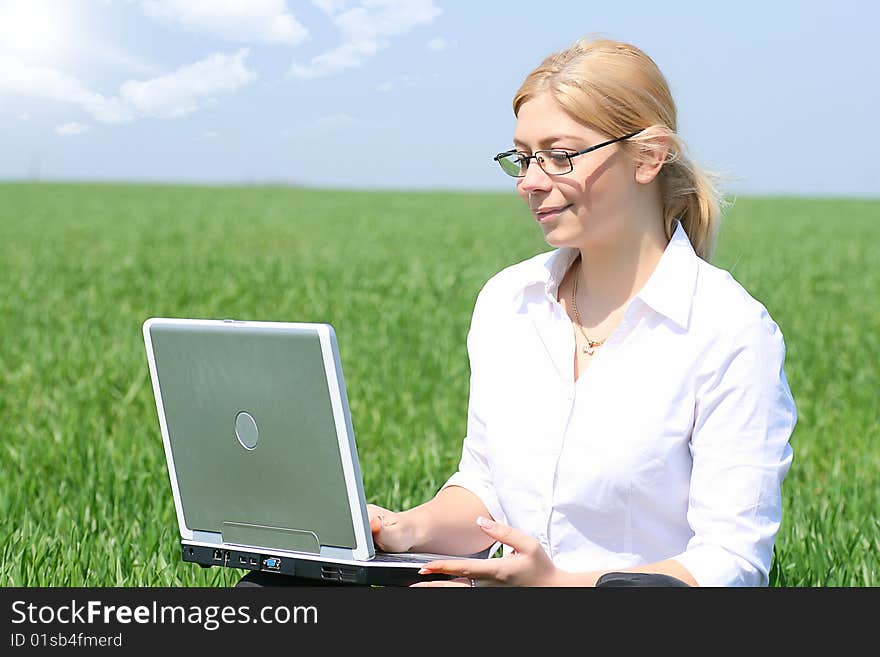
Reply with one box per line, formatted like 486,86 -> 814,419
571,258 -> 606,356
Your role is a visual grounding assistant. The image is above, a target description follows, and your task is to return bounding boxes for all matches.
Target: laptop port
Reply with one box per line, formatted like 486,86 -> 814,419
249,557 -> 258,566
212,549 -> 223,561
321,565 -> 358,583
263,557 -> 281,571
239,556 -> 248,565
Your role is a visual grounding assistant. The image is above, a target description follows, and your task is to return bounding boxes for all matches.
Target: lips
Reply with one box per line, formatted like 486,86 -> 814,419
534,204 -> 572,222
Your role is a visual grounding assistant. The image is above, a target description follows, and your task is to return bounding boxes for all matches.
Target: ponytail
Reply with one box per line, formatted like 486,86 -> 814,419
656,132 -> 726,262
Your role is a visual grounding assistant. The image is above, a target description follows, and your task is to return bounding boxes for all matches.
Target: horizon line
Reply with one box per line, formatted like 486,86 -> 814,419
0,178 -> 878,202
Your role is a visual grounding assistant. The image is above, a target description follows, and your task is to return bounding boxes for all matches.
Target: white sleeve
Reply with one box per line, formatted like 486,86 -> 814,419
672,316 -> 797,586
441,287 -> 507,526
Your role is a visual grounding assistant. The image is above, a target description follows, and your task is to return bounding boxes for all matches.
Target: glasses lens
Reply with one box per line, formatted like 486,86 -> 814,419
537,150 -> 572,175
497,153 -> 526,177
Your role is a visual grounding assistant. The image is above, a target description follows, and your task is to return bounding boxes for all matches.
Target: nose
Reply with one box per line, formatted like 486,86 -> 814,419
517,158 -> 553,196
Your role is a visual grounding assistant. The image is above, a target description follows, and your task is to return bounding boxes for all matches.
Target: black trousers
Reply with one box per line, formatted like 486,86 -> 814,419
595,572 -> 690,587
236,570 -> 690,587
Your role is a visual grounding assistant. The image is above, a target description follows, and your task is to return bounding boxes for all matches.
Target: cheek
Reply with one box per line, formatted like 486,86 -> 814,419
571,165 -> 623,208
563,179 -> 590,207
574,152 -> 628,199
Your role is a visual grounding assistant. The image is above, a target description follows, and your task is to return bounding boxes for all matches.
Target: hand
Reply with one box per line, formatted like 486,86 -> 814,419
410,516 -> 565,587
366,503 -> 416,553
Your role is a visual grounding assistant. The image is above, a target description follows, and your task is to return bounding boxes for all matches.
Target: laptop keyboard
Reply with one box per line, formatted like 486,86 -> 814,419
373,551 -> 464,563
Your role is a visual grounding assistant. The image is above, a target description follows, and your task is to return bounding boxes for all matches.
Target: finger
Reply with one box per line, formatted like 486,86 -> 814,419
410,578 -> 471,587
418,559 -> 496,579
475,516 -> 538,554
366,504 -> 389,534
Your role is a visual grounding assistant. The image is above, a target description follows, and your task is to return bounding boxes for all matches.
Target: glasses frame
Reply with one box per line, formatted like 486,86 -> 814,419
493,130 -> 643,178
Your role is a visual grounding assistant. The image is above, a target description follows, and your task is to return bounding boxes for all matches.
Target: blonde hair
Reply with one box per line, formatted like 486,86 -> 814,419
513,37 -> 725,261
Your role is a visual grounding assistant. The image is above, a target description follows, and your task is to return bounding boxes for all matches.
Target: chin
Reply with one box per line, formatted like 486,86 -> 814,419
540,226 -> 579,249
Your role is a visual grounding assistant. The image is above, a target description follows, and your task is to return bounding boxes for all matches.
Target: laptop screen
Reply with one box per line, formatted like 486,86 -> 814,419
145,319 -> 370,555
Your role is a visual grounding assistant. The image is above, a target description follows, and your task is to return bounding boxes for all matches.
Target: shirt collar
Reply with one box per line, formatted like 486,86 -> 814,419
518,221 -> 699,330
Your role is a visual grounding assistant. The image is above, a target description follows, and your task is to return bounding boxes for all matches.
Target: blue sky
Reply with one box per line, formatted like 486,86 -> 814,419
1,0 -> 877,196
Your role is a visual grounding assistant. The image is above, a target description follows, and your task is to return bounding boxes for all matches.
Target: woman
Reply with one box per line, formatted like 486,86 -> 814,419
367,37 -> 797,587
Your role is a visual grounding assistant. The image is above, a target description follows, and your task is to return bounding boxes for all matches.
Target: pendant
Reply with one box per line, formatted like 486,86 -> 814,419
583,344 -> 595,356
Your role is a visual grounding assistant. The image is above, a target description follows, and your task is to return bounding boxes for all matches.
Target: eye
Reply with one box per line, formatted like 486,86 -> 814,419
547,151 -> 571,163
495,151 -> 530,176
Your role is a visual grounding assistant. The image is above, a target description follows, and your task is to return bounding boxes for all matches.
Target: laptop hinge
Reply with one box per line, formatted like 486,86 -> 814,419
220,521 -> 321,554
191,531 -> 222,544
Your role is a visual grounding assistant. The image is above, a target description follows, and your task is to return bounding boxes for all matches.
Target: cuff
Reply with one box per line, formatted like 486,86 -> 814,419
671,544 -> 765,587
441,471 -> 506,527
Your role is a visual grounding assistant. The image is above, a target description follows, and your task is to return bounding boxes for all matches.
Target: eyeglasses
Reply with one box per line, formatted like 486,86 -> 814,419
493,131 -> 642,178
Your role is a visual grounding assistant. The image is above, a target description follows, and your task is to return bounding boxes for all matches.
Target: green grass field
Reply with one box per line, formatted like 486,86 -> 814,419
0,182 -> 877,586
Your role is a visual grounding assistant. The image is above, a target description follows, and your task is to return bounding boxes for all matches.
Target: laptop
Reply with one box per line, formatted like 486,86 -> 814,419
142,317 -> 477,586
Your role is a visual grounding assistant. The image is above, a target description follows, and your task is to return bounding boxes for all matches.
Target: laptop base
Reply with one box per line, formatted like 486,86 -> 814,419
182,543 -> 454,587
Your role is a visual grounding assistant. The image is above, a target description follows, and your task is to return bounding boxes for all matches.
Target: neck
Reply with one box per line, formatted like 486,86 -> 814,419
573,215 -> 669,321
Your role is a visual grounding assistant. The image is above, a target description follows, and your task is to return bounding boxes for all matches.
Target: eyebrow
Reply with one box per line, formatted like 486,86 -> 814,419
512,134 -> 586,148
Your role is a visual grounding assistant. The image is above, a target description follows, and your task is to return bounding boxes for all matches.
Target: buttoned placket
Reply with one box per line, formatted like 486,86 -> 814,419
537,292 -> 644,558
520,290 -> 565,554
525,287 -> 576,554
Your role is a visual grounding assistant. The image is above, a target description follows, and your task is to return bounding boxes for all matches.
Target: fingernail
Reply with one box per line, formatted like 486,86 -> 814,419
476,516 -> 495,529
418,568 -> 431,574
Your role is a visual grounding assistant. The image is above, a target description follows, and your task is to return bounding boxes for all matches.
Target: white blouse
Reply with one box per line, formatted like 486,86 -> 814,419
443,221 -> 797,587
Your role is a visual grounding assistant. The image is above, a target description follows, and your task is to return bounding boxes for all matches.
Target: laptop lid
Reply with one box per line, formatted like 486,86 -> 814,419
143,318 -> 375,561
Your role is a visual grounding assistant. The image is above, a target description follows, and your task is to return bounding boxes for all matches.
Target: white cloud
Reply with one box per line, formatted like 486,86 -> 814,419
0,49 -> 256,125
333,0 -> 441,42
376,73 -> 419,92
81,41 -> 162,78
310,0 -> 350,15
289,39 -> 383,80
119,49 -> 255,118
55,122 -> 91,136
193,130 -> 220,141
426,36 -> 456,52
290,0 -> 441,79
141,0 -> 308,46
0,54 -> 133,123
313,112 -> 357,130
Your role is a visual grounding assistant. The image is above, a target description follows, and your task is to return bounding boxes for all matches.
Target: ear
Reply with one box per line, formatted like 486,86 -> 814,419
634,126 -> 670,185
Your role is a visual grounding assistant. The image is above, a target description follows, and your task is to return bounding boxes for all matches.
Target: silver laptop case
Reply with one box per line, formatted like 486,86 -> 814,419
143,318 -> 463,585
